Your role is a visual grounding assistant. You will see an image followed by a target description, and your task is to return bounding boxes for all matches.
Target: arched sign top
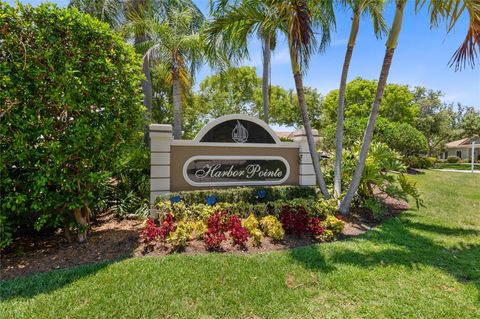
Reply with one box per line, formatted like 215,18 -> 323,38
193,114 -> 281,144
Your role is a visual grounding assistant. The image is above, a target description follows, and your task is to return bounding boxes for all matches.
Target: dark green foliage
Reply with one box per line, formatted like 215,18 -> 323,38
402,156 -> 436,169
447,156 -> 461,163
0,2 -> 144,247
324,117 -> 428,156
156,185 -> 318,206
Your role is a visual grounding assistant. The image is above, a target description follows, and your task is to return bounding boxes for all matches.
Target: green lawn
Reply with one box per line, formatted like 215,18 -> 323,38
433,162 -> 480,170
1,171 -> 479,318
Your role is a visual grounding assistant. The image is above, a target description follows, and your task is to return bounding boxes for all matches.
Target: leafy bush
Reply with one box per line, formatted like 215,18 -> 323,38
204,211 -> 228,250
324,142 -> 422,208
142,218 -> 161,243
249,228 -> 263,247
156,185 -> 317,205
227,216 -> 249,247
280,207 -> 309,234
320,216 -> 345,234
156,198 -> 329,221
159,213 -> 175,239
190,220 -> 207,240
242,214 -> 263,246
242,214 -> 260,232
324,117 -> 428,156
447,156 -> 461,163
167,221 -> 192,249
307,217 -> 324,237
363,199 -> 388,221
259,216 -> 285,241
402,156 -> 436,169
0,3 -> 144,245
317,229 -> 334,242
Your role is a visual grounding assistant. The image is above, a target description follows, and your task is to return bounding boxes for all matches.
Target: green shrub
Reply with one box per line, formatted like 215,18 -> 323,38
321,215 -> 345,234
317,229 -> 334,242
0,3 -> 144,246
324,117 -> 428,156
167,221 -> 192,249
249,228 -> 263,247
447,156 -> 461,163
242,214 -> 260,233
156,185 -> 317,205
323,142 -> 422,208
402,156 -> 436,169
259,216 -> 285,241
363,198 -> 388,221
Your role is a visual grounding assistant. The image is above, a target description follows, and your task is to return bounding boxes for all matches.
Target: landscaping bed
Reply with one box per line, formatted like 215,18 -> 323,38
1,204 -> 382,281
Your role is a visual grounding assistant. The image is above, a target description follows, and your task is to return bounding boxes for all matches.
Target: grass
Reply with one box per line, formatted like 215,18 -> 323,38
1,171 -> 479,318
433,162 -> 480,170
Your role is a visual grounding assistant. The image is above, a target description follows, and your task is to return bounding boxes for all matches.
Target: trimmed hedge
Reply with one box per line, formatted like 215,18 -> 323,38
155,185 -> 318,206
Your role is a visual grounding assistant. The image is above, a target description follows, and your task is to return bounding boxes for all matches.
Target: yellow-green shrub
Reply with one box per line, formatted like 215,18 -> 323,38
190,220 -> 207,239
242,214 -> 259,232
317,229 -> 334,242
167,221 -> 193,248
259,215 -> 285,240
321,215 -> 345,234
250,228 -> 263,247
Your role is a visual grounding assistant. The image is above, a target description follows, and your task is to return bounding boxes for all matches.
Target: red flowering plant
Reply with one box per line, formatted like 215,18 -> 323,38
142,218 -> 161,243
227,215 -> 249,247
280,206 -> 309,234
307,217 -> 324,236
204,211 -> 228,250
159,213 -> 175,239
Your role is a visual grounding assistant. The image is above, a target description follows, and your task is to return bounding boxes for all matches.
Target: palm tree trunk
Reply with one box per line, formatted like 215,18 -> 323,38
293,72 -> 330,198
172,66 -> 183,139
142,54 -> 153,145
334,12 -> 360,198
262,35 -> 271,124
339,1 -> 406,214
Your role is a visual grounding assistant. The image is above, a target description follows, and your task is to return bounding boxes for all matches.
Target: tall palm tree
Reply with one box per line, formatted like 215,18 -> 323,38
273,0 -> 335,198
339,0 -> 480,214
206,0 -> 277,123
333,0 -> 387,198
71,0 -> 204,141
205,0 -> 335,198
128,7 -> 205,139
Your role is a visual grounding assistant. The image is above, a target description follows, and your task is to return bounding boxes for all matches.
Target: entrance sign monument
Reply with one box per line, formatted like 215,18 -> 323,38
149,114 -> 319,203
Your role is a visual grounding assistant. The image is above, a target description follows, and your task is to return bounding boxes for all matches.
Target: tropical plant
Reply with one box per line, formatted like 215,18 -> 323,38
339,0 -> 480,214
333,0 -> 387,197
126,6 -> 205,139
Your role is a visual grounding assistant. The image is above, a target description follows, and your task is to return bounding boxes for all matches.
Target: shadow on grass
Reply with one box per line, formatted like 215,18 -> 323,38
0,258 -> 125,301
326,218 -> 480,295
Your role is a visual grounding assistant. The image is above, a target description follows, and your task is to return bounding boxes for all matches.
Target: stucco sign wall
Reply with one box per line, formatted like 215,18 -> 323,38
149,114 -> 319,204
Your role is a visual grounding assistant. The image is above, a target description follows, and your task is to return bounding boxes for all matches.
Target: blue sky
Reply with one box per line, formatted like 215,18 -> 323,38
6,0 -> 480,109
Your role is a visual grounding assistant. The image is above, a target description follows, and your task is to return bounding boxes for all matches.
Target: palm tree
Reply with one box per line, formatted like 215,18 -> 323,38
273,0 -> 335,197
206,0 -> 277,123
333,0 -> 387,198
205,0 -> 335,198
71,0 -> 204,141
339,0 -> 480,214
128,7 -> 205,139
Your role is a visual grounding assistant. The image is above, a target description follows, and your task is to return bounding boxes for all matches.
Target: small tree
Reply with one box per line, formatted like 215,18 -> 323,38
0,3 -> 144,244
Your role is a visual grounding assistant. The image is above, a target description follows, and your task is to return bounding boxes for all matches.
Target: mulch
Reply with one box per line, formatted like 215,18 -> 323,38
0,197 -> 408,281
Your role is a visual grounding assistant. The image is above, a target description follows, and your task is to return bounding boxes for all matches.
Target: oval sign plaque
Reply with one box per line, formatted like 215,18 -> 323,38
183,156 -> 290,187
